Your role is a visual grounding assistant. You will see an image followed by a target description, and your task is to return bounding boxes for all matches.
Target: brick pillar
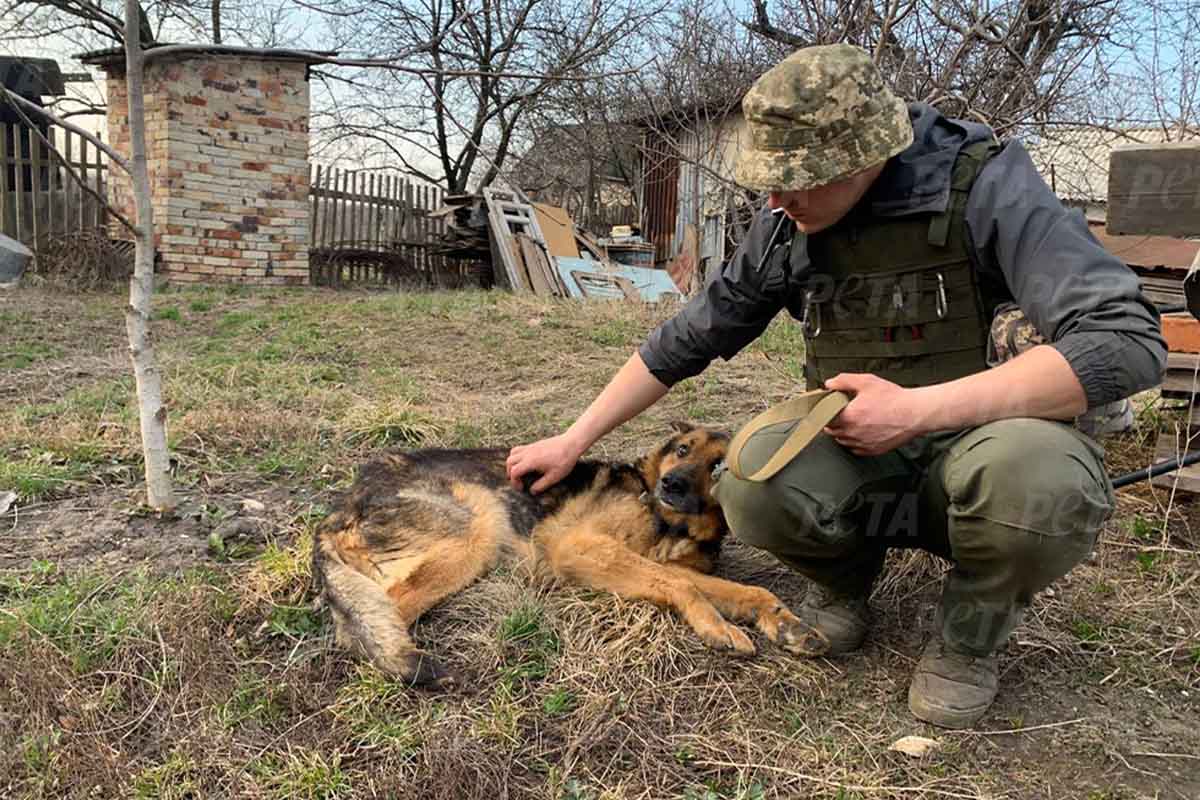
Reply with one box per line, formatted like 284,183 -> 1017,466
100,54 -> 312,285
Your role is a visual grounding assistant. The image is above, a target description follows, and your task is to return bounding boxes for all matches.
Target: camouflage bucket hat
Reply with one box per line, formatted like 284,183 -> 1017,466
736,44 -> 913,192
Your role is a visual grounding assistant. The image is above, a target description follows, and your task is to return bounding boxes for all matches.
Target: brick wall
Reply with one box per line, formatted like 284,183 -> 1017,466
104,56 -> 311,285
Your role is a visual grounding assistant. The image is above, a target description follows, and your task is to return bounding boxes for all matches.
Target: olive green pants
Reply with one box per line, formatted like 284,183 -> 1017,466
712,418 -> 1114,656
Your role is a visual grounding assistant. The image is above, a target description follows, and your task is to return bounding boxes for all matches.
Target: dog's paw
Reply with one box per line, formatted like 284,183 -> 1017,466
772,610 -> 830,657
700,622 -> 756,656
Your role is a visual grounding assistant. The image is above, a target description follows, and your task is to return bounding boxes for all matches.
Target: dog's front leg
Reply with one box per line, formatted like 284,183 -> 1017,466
663,567 -> 828,656
537,528 -> 756,655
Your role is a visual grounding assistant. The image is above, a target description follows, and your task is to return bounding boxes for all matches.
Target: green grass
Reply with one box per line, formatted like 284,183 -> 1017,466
498,603 -> 560,686
542,688 -> 575,715
152,306 -> 183,322
1126,514 -> 1159,542
266,604 -> 325,638
753,314 -> 806,382
1073,620 -> 1103,643
340,402 -> 438,448
1,341 -> 62,369
0,455 -> 92,501
0,568 -> 152,672
333,670 -> 425,752
3,286 -> 1198,800
130,751 -> 200,799
216,676 -> 287,729
250,751 -> 350,800
585,318 -> 641,347
1135,550 -> 1161,574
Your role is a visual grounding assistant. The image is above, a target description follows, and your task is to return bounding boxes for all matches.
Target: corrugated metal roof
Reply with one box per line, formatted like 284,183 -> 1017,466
1024,127 -> 1186,203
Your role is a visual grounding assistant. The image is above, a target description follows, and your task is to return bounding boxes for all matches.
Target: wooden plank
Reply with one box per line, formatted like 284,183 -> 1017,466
1152,429 -> 1200,494
419,184 -> 429,277
13,125 -> 25,243
390,175 -> 401,247
92,139 -> 103,230
364,172 -> 374,249
358,171 -> 369,248
1107,143 -> 1200,237
322,167 -> 335,248
347,171 -> 358,246
0,123 -> 9,239
516,234 -> 553,295
29,130 -> 41,245
432,186 -> 443,281
404,180 -> 415,277
381,174 -> 392,252
368,172 -> 378,251
77,136 -> 88,233
1162,352 -> 1200,399
61,132 -> 72,234
338,169 -> 350,245
482,187 -> 530,292
310,163 -> 322,245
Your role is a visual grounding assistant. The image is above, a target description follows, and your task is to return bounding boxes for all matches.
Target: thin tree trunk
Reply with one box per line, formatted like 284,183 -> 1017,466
124,0 -> 175,511
212,0 -> 222,44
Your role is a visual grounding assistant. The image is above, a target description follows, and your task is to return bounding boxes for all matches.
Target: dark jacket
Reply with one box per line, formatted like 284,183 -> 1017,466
639,103 -> 1167,409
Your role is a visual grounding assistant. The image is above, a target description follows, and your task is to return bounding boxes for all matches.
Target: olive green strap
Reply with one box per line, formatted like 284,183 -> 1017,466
727,390 -> 851,482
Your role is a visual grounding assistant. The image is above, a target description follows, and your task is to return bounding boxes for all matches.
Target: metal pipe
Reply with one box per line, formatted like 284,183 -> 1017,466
1111,449 -> 1200,489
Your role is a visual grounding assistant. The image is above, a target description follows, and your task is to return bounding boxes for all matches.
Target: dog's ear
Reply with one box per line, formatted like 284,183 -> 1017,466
669,421 -> 695,435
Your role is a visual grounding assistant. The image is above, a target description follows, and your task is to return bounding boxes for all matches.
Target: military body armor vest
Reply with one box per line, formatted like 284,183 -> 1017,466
801,139 -> 1006,390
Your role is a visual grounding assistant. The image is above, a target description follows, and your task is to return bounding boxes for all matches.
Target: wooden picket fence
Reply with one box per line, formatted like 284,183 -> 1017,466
1,119 -> 464,289
1,123 -> 109,245
308,164 -> 461,288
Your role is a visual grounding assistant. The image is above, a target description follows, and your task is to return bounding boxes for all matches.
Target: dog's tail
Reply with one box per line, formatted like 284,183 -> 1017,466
313,481 -> 525,686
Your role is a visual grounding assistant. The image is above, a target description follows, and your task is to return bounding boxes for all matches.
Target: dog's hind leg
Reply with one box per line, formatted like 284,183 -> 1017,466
384,482 -> 527,621
314,523 -> 452,686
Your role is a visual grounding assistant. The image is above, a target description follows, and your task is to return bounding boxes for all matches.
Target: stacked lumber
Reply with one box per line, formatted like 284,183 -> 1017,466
428,195 -> 491,260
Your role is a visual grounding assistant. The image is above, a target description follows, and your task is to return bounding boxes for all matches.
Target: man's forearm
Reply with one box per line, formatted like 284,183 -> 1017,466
911,344 -> 1088,434
564,352 -> 670,454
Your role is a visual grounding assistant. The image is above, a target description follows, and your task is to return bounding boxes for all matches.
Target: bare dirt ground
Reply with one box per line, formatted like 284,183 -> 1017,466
1,284 -> 1197,800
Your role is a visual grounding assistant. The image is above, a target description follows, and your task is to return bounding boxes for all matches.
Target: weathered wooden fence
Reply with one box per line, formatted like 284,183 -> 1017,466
1,123 -> 108,245
309,164 -> 462,287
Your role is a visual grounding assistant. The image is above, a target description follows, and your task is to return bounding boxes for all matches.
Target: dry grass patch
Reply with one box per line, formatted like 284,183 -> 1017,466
2,285 -> 1199,798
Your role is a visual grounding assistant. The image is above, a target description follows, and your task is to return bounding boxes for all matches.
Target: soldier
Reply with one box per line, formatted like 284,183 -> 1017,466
506,44 -> 1166,728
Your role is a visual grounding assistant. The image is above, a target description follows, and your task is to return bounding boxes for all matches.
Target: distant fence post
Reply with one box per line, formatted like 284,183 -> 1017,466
0,122 -> 109,245
307,165 -> 466,288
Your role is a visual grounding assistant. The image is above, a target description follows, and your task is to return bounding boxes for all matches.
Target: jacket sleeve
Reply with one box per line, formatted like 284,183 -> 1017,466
638,207 -> 798,387
965,141 -> 1167,408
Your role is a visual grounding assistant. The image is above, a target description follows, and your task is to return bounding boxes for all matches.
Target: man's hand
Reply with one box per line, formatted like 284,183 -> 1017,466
506,433 -> 586,494
822,373 -> 929,456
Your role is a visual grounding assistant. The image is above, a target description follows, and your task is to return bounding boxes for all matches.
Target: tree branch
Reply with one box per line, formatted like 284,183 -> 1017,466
0,88 -> 137,235
0,87 -> 130,172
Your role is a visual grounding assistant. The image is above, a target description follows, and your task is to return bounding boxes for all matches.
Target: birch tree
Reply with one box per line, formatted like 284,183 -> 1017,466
2,0 -> 175,510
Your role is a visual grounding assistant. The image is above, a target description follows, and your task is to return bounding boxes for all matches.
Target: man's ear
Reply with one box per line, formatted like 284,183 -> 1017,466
669,421 -> 695,434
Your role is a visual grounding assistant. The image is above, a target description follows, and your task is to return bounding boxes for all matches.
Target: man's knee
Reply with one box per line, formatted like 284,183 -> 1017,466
713,469 -> 871,560
943,418 -> 1113,539
712,471 -> 796,552
942,419 -> 1110,592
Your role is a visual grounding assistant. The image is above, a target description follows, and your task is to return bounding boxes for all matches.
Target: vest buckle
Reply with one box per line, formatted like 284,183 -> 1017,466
935,273 -> 949,319
802,290 -> 822,338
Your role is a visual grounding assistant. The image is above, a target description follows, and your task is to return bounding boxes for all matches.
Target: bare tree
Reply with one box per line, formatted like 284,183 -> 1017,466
3,0 -> 175,509
313,0 -> 658,193
745,0 -> 1123,133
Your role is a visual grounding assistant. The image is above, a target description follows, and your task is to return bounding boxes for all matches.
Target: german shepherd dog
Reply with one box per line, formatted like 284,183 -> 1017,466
313,423 -> 823,685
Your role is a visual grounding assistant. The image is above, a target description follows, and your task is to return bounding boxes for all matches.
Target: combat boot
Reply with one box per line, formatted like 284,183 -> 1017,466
907,637 -> 998,729
795,582 -> 871,656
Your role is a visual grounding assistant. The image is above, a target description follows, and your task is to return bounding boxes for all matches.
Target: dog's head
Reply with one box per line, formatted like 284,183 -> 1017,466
636,421 -> 730,542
